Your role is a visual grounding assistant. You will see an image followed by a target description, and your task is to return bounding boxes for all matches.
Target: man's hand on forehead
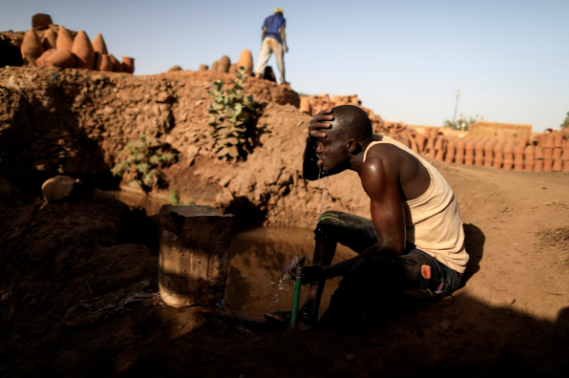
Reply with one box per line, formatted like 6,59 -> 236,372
309,108 -> 334,139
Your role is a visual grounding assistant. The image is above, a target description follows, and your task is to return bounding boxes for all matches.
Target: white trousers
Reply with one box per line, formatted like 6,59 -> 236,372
255,37 -> 285,83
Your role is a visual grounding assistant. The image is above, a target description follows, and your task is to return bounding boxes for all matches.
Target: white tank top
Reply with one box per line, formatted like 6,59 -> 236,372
363,136 -> 469,273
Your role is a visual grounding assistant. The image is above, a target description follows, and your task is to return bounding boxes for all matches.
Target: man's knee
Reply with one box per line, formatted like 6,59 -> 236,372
314,211 -> 343,243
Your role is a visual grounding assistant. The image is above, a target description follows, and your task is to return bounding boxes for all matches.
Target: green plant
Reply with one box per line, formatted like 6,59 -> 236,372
113,134 -> 180,194
168,188 -> 196,206
560,112 -> 569,129
444,114 -> 481,131
207,66 -> 262,161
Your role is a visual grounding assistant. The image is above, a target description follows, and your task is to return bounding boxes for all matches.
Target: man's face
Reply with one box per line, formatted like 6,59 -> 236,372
316,131 -> 350,173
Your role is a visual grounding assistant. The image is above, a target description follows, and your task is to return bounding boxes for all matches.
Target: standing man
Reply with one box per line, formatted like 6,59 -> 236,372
255,8 -> 289,85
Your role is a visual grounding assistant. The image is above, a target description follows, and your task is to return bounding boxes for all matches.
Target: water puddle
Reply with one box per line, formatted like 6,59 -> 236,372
107,190 -> 352,320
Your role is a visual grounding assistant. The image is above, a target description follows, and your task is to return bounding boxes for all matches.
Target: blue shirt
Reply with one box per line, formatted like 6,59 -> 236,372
262,14 -> 286,44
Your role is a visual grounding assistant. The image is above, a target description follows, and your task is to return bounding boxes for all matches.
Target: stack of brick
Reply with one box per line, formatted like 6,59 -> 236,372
422,128 -> 569,173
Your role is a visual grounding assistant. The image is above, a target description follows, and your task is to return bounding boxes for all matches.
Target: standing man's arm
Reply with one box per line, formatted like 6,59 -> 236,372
261,26 -> 267,41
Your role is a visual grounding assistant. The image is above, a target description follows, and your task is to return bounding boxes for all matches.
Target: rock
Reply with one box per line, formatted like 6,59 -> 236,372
32,13 -> 53,30
41,175 -> 78,203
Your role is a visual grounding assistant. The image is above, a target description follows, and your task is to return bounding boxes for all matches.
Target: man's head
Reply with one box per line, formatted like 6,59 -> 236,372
316,105 -> 372,173
274,7 -> 283,15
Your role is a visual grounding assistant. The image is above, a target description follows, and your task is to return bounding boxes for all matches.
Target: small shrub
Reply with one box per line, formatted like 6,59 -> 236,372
113,135 -> 180,194
207,66 -> 263,161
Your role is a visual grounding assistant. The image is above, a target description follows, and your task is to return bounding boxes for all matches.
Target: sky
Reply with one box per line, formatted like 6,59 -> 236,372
2,0 -> 568,131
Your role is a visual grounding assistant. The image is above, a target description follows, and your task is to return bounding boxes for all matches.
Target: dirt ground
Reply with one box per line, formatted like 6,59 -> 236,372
1,161 -> 568,377
0,65 -> 567,377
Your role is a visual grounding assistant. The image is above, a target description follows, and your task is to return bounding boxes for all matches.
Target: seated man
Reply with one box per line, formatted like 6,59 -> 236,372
290,105 -> 469,327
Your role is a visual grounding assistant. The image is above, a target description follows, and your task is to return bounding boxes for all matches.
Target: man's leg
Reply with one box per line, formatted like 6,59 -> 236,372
272,40 -> 285,84
302,211 -> 380,323
255,39 -> 273,78
318,251 -> 447,327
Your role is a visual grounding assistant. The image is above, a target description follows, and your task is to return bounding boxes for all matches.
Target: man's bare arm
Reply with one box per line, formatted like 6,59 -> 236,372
261,27 -> 267,41
302,152 -> 406,281
303,109 -> 333,180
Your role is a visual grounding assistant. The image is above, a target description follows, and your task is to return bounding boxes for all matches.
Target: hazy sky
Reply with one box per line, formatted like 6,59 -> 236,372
3,0 -> 568,131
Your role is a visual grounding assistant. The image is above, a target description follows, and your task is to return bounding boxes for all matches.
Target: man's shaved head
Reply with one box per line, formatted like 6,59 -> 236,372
329,105 -> 372,142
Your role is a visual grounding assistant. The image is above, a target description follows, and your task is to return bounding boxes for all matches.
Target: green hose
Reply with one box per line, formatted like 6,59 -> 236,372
290,266 -> 302,329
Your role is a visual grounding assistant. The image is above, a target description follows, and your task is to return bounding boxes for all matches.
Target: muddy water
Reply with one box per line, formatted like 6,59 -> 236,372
227,227 -> 352,321
107,190 -> 354,320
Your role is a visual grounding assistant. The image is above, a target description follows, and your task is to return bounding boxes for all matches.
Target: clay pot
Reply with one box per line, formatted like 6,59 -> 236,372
492,141 -> 504,169
502,142 -> 514,170
414,134 -> 426,153
563,160 -> 569,173
409,135 -> 420,153
72,30 -> 95,69
45,49 -> 76,68
98,54 -> 113,72
524,145 -> 535,171
211,61 -> 219,72
426,135 -> 435,156
56,26 -> 74,51
218,55 -> 230,73
535,144 -> 544,160
42,28 -> 57,50
109,55 -> 123,72
21,29 -> 44,66
474,139 -> 486,166
464,140 -> 475,165
445,139 -> 456,163
299,97 -> 311,114
543,158 -> 553,172
552,148 -> 563,172
36,48 -> 55,67
455,140 -> 465,165
543,147 -> 553,159
562,147 -> 569,161
544,134 -> 554,148
483,139 -> 496,167
229,63 -> 237,75
237,48 -> 254,75
534,160 -> 543,172
513,145 -> 524,171
32,13 -> 53,30
199,64 -> 208,71
92,33 -> 108,55
122,57 -> 135,73
553,132 -> 563,148
435,141 -> 446,161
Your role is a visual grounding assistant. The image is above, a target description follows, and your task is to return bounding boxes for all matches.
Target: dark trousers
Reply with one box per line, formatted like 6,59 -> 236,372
314,211 -> 462,324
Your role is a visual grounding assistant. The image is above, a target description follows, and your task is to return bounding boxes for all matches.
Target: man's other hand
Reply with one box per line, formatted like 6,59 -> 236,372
301,265 -> 327,284
285,45 -> 289,53
309,108 -> 334,139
